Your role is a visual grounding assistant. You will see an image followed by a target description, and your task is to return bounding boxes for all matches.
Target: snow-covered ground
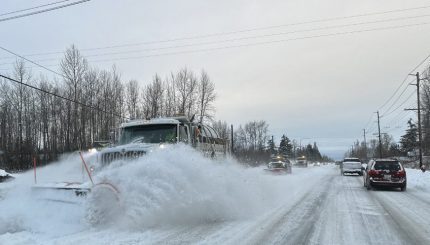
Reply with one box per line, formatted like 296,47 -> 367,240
1,148 -> 430,244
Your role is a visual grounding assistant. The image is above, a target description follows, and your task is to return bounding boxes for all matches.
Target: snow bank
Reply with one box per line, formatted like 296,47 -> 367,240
406,168 -> 430,191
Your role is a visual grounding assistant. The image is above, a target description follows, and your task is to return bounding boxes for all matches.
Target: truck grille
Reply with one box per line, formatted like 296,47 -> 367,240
101,151 -> 146,165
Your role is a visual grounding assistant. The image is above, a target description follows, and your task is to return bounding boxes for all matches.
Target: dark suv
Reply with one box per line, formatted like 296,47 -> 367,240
363,159 -> 406,191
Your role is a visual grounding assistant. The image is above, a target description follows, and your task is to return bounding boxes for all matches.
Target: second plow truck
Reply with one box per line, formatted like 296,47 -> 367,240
32,116 -> 230,224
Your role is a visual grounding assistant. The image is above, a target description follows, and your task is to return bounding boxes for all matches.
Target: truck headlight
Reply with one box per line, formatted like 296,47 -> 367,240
88,148 -> 97,153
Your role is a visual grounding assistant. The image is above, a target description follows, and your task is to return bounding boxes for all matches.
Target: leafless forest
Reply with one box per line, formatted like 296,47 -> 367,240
0,45 -> 218,170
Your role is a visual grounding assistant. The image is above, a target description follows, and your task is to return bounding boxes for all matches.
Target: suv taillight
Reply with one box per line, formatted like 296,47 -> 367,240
368,170 -> 379,177
395,170 -> 406,177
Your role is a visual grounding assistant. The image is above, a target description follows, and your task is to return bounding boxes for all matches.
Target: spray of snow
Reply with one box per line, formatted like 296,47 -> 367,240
89,144 -> 286,229
0,145 -> 293,237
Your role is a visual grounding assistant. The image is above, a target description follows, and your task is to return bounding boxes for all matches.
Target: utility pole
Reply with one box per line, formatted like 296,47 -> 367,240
271,135 -> 275,154
363,129 -> 367,160
405,72 -> 424,171
377,111 -> 383,158
415,72 -> 423,171
230,124 -> 234,154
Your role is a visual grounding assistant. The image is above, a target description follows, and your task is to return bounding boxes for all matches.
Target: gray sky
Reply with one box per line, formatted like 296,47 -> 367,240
2,0 -> 430,159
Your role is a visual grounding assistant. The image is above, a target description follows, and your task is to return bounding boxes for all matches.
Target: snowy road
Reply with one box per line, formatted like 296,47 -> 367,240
2,155 -> 430,245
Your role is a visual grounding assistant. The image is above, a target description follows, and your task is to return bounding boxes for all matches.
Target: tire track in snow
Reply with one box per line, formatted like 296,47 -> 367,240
246,169 -> 336,245
308,175 -> 371,245
309,174 -> 415,245
370,188 -> 430,245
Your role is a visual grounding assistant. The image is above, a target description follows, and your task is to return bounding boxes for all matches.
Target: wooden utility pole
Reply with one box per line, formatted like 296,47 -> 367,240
404,72 -> 424,171
415,72 -> 423,170
377,111 -> 383,158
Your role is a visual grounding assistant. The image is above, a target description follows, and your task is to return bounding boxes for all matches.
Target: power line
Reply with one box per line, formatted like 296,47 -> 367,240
382,89 -> 416,117
0,74 -> 127,119
381,79 -> 414,117
0,0 -> 73,17
81,22 -> 430,63
75,4 -> 430,47
364,51 -> 430,139
385,102 -> 415,125
0,0 -> 91,23
2,20 -> 429,72
0,46 -> 63,78
3,13 -> 430,64
364,113 -> 375,131
377,52 -> 430,112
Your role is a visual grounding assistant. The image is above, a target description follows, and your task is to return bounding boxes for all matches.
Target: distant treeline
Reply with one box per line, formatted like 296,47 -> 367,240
231,121 -> 332,166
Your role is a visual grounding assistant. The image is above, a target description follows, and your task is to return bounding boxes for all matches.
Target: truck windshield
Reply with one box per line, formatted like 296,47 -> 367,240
119,124 -> 177,145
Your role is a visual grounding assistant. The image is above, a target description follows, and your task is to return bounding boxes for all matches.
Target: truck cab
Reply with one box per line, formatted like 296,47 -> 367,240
98,117 -> 228,165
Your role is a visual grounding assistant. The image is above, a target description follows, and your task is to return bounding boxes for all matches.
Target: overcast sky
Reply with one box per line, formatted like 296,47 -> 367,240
2,0 -> 430,159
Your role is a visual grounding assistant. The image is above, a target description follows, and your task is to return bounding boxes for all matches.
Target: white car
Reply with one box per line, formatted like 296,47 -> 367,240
341,157 -> 363,176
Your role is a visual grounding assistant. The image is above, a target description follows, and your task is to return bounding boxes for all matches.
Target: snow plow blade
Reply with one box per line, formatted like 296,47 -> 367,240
31,182 -> 92,204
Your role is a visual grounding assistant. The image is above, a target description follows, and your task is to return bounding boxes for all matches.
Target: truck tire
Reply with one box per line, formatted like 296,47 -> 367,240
86,182 -> 122,226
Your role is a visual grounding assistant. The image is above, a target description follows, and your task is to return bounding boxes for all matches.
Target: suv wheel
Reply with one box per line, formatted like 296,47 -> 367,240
366,180 -> 371,190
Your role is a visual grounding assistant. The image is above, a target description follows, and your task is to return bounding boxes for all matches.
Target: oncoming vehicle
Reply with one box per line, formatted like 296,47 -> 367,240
99,116 -> 229,165
296,156 -> 308,167
341,157 -> 362,176
363,159 -> 407,191
265,156 -> 292,174
32,117 -> 230,207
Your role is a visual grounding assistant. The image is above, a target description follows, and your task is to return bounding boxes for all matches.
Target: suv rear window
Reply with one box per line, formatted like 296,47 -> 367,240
373,161 -> 401,171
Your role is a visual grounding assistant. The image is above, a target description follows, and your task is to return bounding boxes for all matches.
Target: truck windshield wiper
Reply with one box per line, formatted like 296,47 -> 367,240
131,136 -> 146,143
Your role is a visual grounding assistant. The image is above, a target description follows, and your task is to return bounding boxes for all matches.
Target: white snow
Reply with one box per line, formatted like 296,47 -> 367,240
406,168 -> 430,190
0,169 -> 12,177
2,151 -> 430,244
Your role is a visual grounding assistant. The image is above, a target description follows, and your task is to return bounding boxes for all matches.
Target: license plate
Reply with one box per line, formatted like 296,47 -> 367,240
384,174 -> 391,180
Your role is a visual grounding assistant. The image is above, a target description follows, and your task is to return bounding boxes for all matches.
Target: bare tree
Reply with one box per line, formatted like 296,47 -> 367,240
175,68 -> 197,117
60,45 -> 88,150
164,75 -> 177,117
142,74 -> 164,118
197,70 -> 216,123
125,80 -> 140,119
212,120 -> 229,139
